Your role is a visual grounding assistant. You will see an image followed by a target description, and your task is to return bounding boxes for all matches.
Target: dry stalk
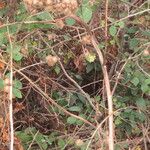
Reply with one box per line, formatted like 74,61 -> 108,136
69,7 -> 114,149
7,22 -> 14,150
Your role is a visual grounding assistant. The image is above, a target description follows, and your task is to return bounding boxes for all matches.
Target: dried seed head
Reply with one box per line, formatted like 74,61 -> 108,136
75,139 -> 84,147
46,55 -> 58,67
4,78 -> 10,86
55,19 -> 65,29
4,86 -> 10,93
81,35 -> 91,45
23,0 -> 78,15
143,50 -> 150,56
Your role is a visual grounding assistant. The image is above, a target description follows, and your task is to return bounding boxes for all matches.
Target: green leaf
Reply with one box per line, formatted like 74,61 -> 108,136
141,79 -> 150,93
76,114 -> 86,126
15,131 -> 32,143
58,139 -> 66,149
74,74 -> 83,80
82,0 -> 89,4
41,141 -> 48,150
80,6 -> 93,23
137,112 -> 146,122
85,52 -> 96,63
95,95 -> 101,101
86,63 -> 94,73
127,26 -> 138,34
13,88 -> 22,99
65,18 -> 76,26
141,84 -> 149,93
0,79 -> 4,89
13,52 -> 23,61
54,65 -> 61,75
117,21 -> 125,28
13,80 -> 22,89
67,116 -> 77,124
115,117 -> 122,125
7,45 -> 23,61
131,77 -> 139,86
77,94 -> 86,104
129,38 -> 139,50
35,133 -> 48,150
144,78 -> 150,84
141,30 -> 150,37
68,106 -> 82,112
36,11 -> 53,20
0,33 -> 8,45
136,98 -> 146,110
109,25 -> 117,36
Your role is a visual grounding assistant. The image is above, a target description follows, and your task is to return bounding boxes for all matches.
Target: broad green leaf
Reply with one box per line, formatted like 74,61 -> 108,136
7,45 -> 23,61
13,52 -> 23,61
141,84 -> 149,93
58,139 -> 66,149
77,94 -> 86,103
95,95 -> 101,101
68,106 -> 82,112
129,38 -> 139,50
115,117 -> 122,125
137,112 -> 146,122
41,141 -> 48,150
131,77 -> 139,86
82,0 -> 89,4
54,65 -> 61,75
36,11 -> 53,20
13,88 -> 22,99
86,63 -> 94,73
144,78 -> 150,84
76,114 -> 86,125
117,21 -> 125,28
15,131 -> 32,143
74,74 -> 83,80
67,116 -> 77,124
141,30 -> 150,37
76,119 -> 84,126
141,79 -> 150,93
136,98 -> 146,110
35,133 -> 48,150
13,80 -> 22,89
109,25 -> 117,36
0,79 -> 4,89
127,26 -> 138,34
80,6 -> 93,23
65,18 -> 76,26
0,33 -> 8,45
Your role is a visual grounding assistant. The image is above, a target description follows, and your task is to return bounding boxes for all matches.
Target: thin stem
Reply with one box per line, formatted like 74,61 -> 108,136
7,22 -> 14,150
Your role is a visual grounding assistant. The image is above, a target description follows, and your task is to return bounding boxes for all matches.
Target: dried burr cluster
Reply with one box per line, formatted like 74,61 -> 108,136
23,0 -> 79,15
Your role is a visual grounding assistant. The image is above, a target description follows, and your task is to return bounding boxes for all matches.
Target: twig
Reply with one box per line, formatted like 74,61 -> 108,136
136,61 -> 150,77
7,21 -> 14,150
85,115 -> 110,150
111,60 -> 129,95
27,130 -> 39,150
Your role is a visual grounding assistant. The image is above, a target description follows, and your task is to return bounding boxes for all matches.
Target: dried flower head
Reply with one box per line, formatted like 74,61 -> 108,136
23,0 -> 78,15
46,55 -> 58,67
